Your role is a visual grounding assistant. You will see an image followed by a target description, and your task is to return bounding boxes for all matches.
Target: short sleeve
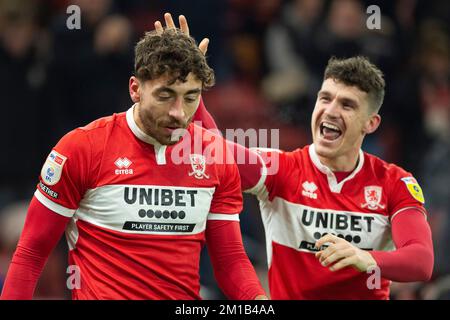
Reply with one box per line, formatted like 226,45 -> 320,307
208,143 -> 243,221
245,148 -> 299,201
388,172 -> 427,221
35,128 -> 92,217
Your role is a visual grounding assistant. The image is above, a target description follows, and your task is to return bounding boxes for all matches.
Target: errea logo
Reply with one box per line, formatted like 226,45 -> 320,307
115,157 -> 133,175
302,181 -> 318,199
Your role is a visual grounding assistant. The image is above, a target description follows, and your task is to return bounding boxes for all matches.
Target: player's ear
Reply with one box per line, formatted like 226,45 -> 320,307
129,76 -> 141,103
363,113 -> 381,134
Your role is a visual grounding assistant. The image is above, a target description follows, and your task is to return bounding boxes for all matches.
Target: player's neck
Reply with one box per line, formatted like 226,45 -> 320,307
317,150 -> 360,173
133,104 -> 145,133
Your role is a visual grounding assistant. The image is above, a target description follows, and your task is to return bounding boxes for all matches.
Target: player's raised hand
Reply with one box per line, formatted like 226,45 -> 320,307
315,233 -> 377,272
153,13 -> 209,55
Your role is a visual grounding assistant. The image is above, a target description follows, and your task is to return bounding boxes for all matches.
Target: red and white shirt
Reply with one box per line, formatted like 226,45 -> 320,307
247,144 -> 426,299
35,105 -> 243,299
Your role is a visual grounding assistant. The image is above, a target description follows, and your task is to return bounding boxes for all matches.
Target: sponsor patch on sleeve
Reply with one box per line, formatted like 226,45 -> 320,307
40,150 -> 67,186
400,177 -> 425,204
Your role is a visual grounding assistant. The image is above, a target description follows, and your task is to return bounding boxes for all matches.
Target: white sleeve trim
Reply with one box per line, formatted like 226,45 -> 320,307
244,148 -> 268,195
390,206 -> 427,223
34,190 -> 76,218
207,213 -> 240,221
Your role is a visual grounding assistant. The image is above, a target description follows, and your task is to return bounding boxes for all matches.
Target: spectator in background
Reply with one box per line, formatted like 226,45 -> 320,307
263,0 -> 325,127
419,20 -> 450,298
0,0 -> 48,202
0,201 -> 67,298
417,22 -> 450,142
316,0 -> 366,60
263,0 -> 399,127
387,20 -> 449,175
423,137 -> 450,288
46,0 -> 133,140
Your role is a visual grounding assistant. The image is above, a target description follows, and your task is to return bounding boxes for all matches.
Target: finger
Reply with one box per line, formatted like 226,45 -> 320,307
318,242 -> 349,264
316,242 -> 346,263
164,12 -> 176,30
315,244 -> 337,262
198,38 -> 209,55
315,233 -> 340,249
329,256 -> 358,272
179,15 -> 189,35
315,251 -> 322,259
322,248 -> 354,267
154,21 -> 164,34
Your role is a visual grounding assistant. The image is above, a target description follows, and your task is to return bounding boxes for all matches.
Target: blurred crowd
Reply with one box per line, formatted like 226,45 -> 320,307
0,0 -> 448,299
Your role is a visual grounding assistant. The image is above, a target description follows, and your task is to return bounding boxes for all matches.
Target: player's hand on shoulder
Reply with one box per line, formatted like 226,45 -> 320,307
314,233 -> 377,272
153,12 -> 209,55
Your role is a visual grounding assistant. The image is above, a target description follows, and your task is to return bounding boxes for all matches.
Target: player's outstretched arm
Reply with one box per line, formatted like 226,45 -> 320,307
193,98 -> 265,191
314,208 -> 433,282
369,209 -> 433,282
0,197 -> 69,299
206,219 -> 268,300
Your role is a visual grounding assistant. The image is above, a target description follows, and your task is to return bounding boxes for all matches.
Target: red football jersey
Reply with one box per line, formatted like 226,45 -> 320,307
246,144 -> 426,299
35,106 -> 243,299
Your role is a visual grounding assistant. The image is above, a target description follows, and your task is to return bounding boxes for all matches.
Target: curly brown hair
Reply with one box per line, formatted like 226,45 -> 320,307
134,28 -> 215,89
324,56 -> 385,113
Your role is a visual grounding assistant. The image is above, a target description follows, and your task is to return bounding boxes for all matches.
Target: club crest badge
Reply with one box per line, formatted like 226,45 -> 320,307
361,186 -> 385,210
40,150 -> 67,186
188,154 -> 209,179
401,177 -> 425,204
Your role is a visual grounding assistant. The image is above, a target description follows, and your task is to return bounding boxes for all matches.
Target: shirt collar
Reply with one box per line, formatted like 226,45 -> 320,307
126,104 -> 162,146
308,144 -> 365,193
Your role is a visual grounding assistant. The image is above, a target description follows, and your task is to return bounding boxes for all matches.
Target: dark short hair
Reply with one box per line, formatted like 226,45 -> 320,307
324,56 -> 385,112
134,29 -> 215,89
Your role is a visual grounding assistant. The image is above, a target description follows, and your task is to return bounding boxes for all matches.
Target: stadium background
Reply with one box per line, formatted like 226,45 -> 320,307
0,0 -> 448,299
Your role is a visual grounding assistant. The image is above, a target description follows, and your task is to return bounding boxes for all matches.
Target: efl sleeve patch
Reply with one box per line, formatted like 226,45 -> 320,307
40,150 -> 67,186
401,177 -> 425,204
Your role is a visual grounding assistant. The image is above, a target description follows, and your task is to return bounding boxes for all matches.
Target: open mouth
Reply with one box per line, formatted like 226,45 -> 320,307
319,121 -> 342,141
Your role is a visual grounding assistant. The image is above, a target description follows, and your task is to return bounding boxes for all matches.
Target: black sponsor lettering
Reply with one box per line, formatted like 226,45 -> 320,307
299,241 -> 327,252
139,188 -> 152,205
161,189 -> 173,206
122,221 -> 195,232
124,187 -> 137,204
363,216 -> 374,232
315,212 -> 328,228
335,214 -> 348,230
123,187 -> 197,207
301,209 -> 314,226
175,190 -> 186,206
300,208 -> 376,234
299,240 -> 372,252
154,189 -> 159,205
350,215 -> 362,231
186,190 -> 198,206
